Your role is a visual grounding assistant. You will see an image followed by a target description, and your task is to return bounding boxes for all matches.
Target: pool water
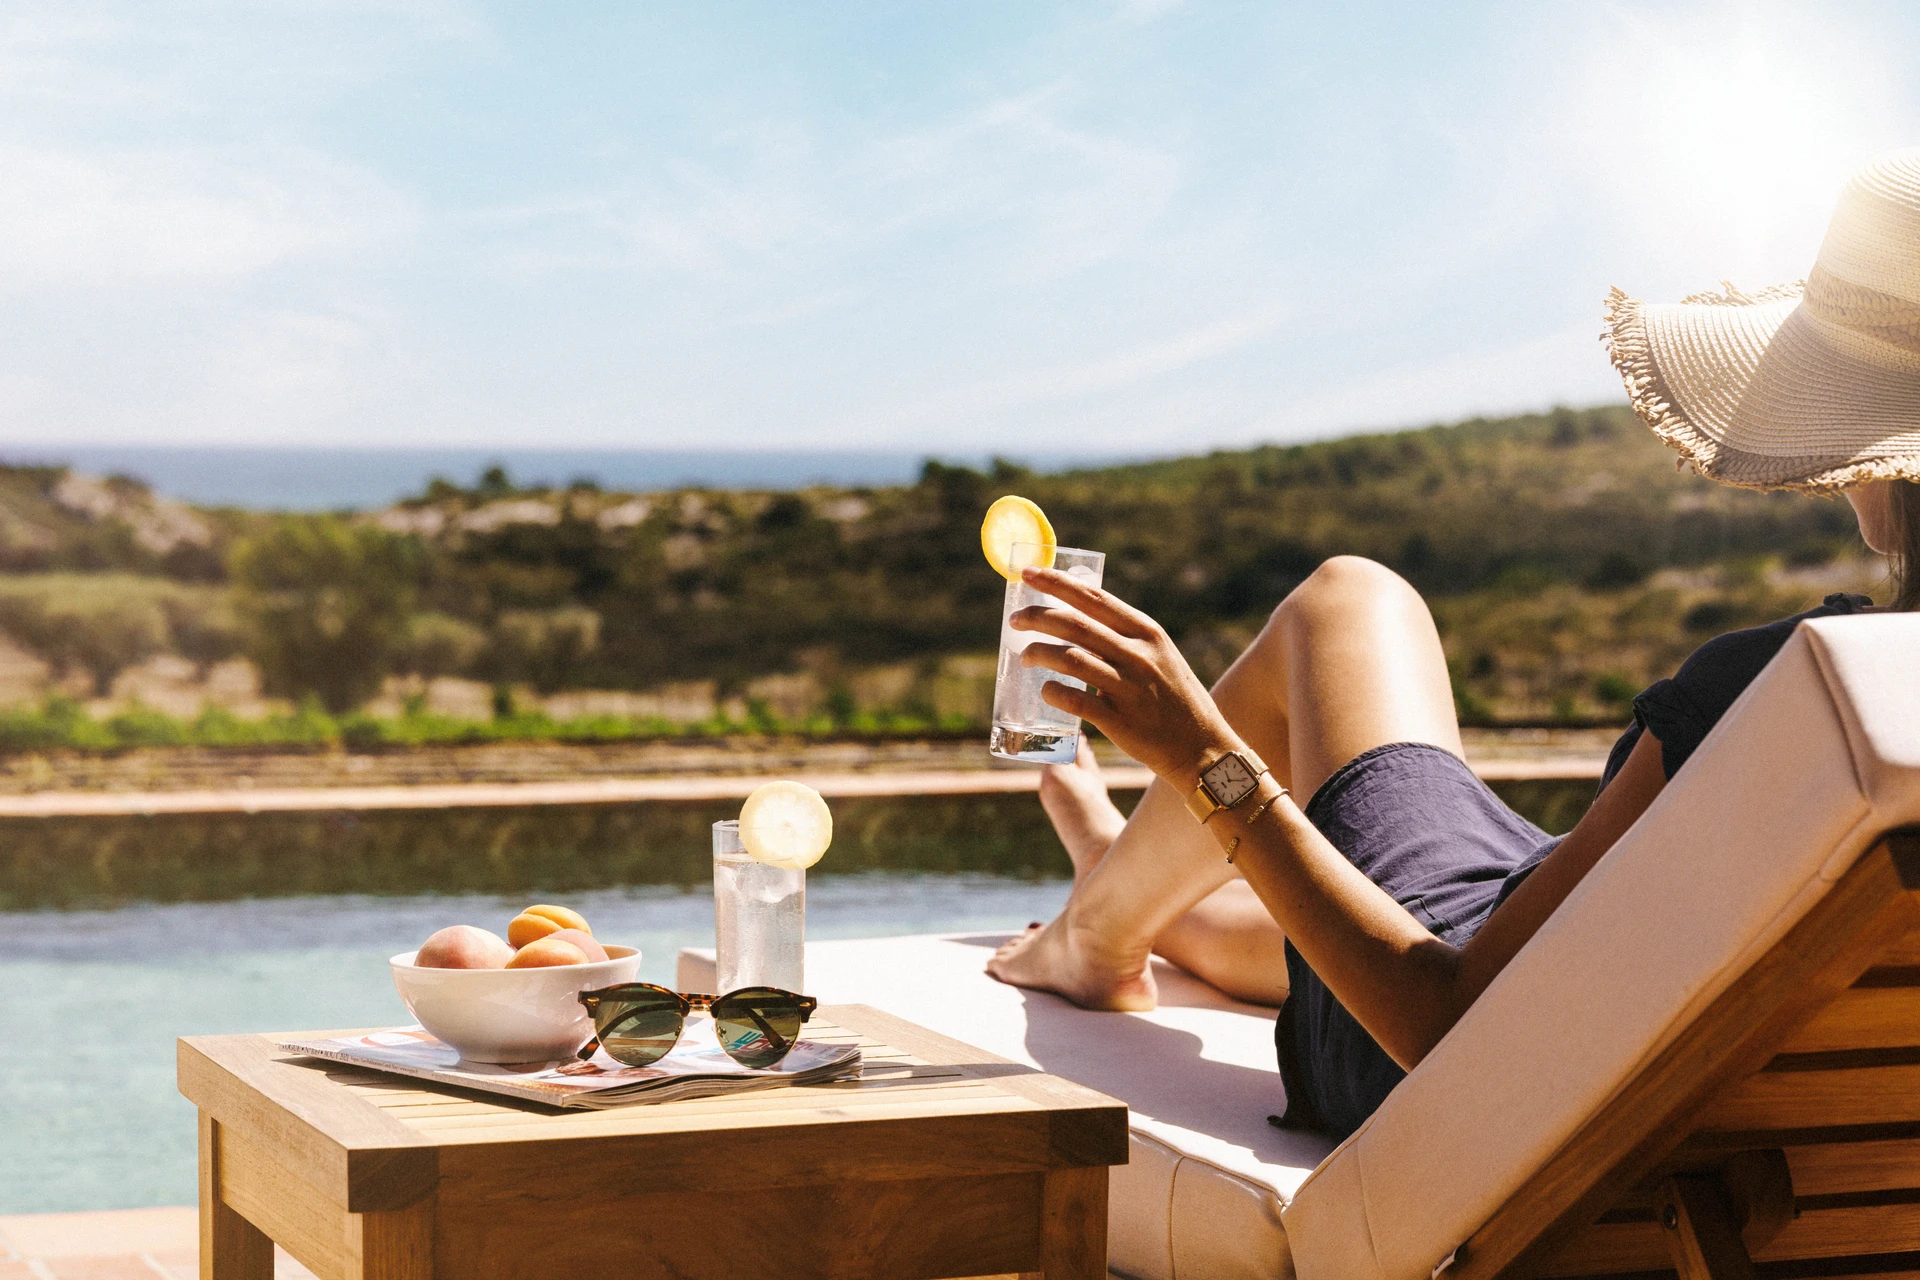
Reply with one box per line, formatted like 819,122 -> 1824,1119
0,874 -> 1069,1214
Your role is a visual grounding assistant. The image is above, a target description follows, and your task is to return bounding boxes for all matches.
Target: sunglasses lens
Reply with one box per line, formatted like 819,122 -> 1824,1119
591,991 -> 684,1067
711,987 -> 805,1069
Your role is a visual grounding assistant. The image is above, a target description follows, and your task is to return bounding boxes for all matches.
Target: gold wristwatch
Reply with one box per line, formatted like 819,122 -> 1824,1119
1185,747 -> 1274,823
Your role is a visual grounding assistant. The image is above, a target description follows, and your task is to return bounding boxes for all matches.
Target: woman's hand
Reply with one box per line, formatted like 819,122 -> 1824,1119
1012,565 -> 1241,786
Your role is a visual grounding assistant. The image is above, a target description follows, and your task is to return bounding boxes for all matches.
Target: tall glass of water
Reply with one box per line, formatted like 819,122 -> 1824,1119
989,543 -> 1106,765
712,820 -> 804,992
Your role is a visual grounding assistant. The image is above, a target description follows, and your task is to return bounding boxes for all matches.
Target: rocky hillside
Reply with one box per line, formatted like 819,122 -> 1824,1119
0,405 -> 1891,735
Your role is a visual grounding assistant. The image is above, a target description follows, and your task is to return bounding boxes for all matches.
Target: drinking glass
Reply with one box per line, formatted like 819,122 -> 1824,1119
988,543 -> 1106,765
712,820 -> 805,993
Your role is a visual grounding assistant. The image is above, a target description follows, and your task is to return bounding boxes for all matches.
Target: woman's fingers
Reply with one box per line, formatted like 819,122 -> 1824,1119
1020,567 -> 1158,639
1009,603 -> 1127,661
1020,641 -> 1122,690
1039,679 -> 1114,725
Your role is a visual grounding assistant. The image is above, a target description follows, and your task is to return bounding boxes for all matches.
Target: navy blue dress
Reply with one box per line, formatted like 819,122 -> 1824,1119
1275,593 -> 1873,1138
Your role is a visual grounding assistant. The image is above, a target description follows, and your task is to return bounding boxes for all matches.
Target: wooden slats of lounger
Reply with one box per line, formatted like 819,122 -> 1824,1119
1448,831 -> 1920,1280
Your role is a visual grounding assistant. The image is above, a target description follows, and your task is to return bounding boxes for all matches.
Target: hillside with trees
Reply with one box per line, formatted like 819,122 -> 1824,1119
0,405 -> 1887,749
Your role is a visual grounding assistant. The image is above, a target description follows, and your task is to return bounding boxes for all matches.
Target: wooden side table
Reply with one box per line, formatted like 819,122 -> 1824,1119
179,1005 -> 1127,1280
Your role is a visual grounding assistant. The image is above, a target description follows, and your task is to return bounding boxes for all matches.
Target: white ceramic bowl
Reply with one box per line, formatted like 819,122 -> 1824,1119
389,945 -> 642,1064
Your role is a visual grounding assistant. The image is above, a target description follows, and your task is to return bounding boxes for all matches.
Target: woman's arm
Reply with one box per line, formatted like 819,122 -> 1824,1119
1012,564 -> 1669,1068
1450,730 -> 1666,1031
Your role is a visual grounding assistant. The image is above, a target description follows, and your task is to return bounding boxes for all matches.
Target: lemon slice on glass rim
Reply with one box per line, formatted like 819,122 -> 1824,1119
738,780 -> 833,870
980,495 -> 1056,581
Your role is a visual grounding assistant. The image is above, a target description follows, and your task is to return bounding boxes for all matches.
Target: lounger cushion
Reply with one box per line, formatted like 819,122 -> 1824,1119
1282,614 -> 1920,1280
678,936 -> 1335,1279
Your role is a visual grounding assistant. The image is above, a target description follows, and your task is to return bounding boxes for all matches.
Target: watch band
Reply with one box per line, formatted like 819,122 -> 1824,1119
1185,747 -> 1271,823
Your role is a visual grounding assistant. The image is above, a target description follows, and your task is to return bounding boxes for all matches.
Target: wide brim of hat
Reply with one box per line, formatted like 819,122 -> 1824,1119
1604,282 -> 1920,493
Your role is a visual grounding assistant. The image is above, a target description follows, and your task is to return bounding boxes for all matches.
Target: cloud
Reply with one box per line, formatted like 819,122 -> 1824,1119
1253,325 -> 1625,441
466,170 -> 836,278
801,305 -> 1290,453
2,2 -> 1914,454
0,143 -> 418,286
861,85 -> 1182,282
461,78 -> 1180,292
932,306 -> 1287,415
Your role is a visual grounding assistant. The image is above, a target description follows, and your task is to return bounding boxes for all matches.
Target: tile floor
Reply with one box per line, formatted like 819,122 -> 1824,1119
0,1206 -> 1120,1278
0,1207 -> 314,1279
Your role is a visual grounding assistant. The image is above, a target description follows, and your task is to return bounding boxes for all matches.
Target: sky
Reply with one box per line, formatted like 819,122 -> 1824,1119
2,0 -> 1917,457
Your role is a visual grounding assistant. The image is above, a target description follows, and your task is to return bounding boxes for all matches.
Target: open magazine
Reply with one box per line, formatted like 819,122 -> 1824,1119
281,1022 -> 863,1109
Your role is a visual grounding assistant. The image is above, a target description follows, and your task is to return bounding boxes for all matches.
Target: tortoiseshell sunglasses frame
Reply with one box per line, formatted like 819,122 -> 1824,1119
575,982 -> 818,1068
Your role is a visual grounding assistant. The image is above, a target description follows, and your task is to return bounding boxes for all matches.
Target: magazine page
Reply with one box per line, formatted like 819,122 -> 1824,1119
280,1022 -> 862,1109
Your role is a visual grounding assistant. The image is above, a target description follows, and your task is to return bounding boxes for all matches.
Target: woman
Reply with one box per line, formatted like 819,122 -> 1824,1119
986,148 -> 1920,1139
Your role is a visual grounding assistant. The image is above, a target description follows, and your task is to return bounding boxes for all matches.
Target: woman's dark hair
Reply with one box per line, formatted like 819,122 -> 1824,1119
1894,480 -> 1920,612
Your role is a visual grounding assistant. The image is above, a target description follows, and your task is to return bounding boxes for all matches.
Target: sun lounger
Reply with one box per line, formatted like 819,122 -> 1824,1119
677,936 -> 1331,1278
683,614 -> 1920,1280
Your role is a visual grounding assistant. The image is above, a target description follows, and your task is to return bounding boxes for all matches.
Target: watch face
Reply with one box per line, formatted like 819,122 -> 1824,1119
1203,754 -> 1258,807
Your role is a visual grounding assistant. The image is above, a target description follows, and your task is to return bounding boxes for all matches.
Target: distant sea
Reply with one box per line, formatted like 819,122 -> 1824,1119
0,446 -> 1134,511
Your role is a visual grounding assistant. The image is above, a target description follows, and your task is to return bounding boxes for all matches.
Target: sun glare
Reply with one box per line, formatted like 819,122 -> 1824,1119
1583,9 -> 1895,281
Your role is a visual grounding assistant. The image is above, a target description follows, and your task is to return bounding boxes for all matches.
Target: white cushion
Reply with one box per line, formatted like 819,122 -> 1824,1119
1283,614 -> 1920,1280
678,936 -> 1333,1279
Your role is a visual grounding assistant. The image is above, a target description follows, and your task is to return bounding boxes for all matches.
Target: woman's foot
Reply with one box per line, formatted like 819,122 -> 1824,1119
985,913 -> 1158,1010
993,740 -> 1157,1008
1039,739 -> 1128,879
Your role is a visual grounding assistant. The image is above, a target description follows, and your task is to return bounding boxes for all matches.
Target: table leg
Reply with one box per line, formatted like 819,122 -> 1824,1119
345,1197 -> 435,1280
199,1111 -> 273,1280
1022,1166 -> 1108,1280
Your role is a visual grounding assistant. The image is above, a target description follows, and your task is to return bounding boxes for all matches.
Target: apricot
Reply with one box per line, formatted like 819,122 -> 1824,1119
504,936 -> 593,968
543,928 -> 608,963
507,904 -> 591,949
415,926 -> 513,970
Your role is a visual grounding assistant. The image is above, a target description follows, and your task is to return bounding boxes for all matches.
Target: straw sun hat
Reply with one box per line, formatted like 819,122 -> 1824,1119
1604,148 -> 1920,493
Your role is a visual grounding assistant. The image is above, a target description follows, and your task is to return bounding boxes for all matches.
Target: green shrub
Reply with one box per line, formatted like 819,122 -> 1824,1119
0,575 -> 231,693
1593,672 -> 1639,706
392,611 -> 487,678
105,703 -> 188,747
231,518 -> 418,712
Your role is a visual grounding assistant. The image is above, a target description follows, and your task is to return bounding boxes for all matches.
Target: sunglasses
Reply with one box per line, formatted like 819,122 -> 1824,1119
575,983 -> 819,1069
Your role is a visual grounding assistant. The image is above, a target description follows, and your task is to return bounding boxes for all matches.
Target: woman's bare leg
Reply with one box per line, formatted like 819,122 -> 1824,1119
1038,739 -> 1128,877
1154,880 -> 1294,1005
986,556 -> 1463,1009
1026,739 -> 1289,1003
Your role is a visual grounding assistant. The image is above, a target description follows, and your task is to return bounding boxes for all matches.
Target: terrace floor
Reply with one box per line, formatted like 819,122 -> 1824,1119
0,1208 -> 1116,1278
0,1207 -> 314,1279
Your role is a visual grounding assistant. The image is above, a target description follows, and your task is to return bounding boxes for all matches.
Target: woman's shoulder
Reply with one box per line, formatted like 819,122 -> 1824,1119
1631,593 -> 1872,780
1676,592 -> 1874,678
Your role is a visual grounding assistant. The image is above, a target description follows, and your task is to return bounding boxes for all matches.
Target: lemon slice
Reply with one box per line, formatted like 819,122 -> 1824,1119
980,495 -> 1056,581
738,780 -> 833,870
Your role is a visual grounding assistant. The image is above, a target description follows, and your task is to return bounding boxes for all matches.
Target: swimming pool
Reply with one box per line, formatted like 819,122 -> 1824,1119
0,874 -> 1069,1213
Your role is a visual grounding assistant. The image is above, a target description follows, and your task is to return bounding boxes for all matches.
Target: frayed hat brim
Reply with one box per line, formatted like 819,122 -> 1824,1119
1604,281 -> 1920,495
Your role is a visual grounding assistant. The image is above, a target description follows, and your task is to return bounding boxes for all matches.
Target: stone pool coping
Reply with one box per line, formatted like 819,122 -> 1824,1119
0,755 -> 1603,819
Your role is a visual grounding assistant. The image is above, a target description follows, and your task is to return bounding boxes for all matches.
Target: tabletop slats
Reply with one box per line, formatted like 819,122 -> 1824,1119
398,1078 -> 1027,1133
268,1014 -> 1061,1149
412,1092 -> 1047,1147
346,1067 -> 981,1122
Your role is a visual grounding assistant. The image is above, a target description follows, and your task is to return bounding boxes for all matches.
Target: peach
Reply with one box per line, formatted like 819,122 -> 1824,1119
543,928 -> 607,963
507,904 -> 591,949
414,925 -> 513,970
504,936 -> 593,968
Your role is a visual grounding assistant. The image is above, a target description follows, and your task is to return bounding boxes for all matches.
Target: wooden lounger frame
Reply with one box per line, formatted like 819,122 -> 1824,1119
1447,830 -> 1920,1280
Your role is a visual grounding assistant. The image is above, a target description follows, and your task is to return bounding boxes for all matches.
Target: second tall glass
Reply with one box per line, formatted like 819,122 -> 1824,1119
712,820 -> 805,993
988,542 -> 1106,765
